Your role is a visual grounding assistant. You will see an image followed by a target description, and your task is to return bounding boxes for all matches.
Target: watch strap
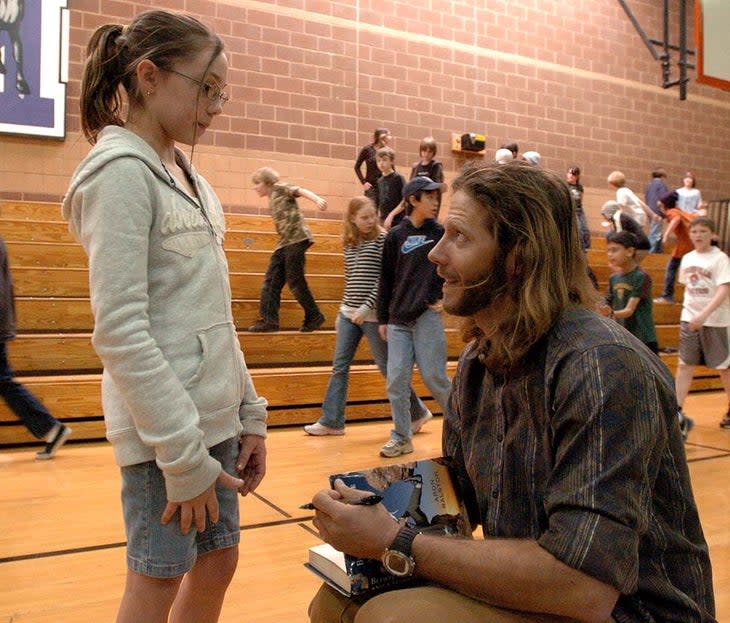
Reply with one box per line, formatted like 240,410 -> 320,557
389,523 -> 420,556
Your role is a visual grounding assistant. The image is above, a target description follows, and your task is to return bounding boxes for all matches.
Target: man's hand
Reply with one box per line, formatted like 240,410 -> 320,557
161,470 -> 244,535
311,479 -> 400,560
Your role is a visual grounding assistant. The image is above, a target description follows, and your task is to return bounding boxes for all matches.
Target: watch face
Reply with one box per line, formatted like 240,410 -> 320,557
382,550 -> 415,577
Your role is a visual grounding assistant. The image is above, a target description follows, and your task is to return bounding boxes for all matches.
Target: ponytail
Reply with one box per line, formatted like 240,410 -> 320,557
80,24 -> 130,144
79,10 -> 223,145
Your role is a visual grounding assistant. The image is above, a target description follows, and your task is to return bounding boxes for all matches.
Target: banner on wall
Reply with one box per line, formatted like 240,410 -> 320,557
0,0 -> 69,138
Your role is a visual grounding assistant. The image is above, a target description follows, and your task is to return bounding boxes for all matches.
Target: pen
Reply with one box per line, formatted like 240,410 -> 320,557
299,494 -> 383,510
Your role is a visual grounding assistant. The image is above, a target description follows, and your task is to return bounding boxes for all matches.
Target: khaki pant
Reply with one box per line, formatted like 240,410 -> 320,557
308,583 -> 611,623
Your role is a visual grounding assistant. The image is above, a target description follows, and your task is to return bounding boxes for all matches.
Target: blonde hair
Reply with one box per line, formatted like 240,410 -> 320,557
607,170 -> 626,187
343,196 -> 383,247
252,166 -> 279,185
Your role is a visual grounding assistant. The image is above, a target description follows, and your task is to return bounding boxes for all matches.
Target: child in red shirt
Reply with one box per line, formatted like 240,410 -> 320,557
653,191 -> 697,304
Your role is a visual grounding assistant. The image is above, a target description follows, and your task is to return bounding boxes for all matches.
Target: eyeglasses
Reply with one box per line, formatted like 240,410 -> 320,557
165,68 -> 230,105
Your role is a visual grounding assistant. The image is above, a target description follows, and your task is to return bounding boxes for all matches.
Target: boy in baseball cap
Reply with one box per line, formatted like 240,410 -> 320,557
376,176 -> 450,457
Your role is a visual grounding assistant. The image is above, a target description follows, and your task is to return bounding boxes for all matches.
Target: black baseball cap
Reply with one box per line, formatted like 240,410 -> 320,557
402,176 -> 444,200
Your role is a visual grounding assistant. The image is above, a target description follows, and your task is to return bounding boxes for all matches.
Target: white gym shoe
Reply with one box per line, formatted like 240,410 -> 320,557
379,438 -> 414,458
304,422 -> 345,436
411,409 -> 433,434
36,423 -> 72,460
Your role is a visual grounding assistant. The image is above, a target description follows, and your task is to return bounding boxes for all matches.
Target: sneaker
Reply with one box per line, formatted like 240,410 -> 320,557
248,320 -> 279,333
678,410 -> 694,441
300,313 -> 325,332
410,409 -> 433,434
653,296 -> 674,304
379,438 -> 414,458
36,423 -> 72,460
720,413 -> 730,429
304,422 -> 345,436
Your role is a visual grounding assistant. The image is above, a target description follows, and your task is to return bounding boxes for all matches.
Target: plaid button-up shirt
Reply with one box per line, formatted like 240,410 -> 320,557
445,308 -> 715,622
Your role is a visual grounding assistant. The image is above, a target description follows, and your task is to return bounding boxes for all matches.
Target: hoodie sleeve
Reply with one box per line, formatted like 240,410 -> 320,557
69,157 -> 221,503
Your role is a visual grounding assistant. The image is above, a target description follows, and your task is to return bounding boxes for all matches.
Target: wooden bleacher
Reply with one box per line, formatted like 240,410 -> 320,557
0,200 -> 721,448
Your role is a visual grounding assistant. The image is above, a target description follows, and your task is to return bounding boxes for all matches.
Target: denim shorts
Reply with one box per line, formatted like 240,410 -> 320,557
120,437 -> 241,578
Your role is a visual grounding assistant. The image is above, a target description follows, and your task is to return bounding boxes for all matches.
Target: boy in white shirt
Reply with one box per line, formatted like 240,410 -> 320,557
676,218 -> 730,430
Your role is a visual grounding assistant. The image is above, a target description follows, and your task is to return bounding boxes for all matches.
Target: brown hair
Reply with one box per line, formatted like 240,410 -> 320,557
419,137 -> 437,156
376,146 -> 395,162
343,196 -> 383,247
372,128 -> 390,147
689,217 -> 715,232
453,161 -> 597,372
80,10 -> 223,144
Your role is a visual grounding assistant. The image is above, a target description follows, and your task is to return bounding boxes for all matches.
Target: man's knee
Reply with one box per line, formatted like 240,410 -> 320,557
308,583 -> 362,623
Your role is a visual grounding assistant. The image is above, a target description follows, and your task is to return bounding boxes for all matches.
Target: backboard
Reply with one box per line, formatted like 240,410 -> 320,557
695,0 -> 730,91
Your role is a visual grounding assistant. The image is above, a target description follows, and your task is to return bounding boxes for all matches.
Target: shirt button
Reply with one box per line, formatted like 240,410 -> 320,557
491,490 -> 498,499
496,435 -> 504,442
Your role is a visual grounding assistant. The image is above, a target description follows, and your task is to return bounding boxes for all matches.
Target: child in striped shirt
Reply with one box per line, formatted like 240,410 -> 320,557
304,197 -> 431,435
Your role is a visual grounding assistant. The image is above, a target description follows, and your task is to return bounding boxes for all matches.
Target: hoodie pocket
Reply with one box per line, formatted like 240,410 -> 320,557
183,322 -> 242,417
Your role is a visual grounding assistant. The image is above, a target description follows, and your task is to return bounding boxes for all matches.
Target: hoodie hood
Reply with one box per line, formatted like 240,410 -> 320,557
63,126 -> 187,222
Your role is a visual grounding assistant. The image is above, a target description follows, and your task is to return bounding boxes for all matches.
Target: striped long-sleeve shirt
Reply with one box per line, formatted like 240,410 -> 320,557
340,232 -> 386,322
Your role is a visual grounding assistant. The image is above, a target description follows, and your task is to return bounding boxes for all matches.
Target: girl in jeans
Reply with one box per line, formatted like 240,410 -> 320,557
63,11 -> 267,622
304,197 -> 431,436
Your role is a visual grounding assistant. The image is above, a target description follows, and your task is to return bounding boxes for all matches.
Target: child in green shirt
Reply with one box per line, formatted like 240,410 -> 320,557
605,231 -> 658,354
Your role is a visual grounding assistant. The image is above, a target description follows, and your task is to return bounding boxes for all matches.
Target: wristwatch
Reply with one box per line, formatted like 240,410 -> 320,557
381,524 -> 419,577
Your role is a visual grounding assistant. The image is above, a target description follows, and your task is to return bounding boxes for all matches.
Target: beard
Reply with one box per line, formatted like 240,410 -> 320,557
443,258 -> 509,317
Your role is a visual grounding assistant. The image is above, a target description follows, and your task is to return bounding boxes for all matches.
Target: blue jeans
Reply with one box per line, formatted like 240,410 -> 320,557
259,240 -> 321,324
0,341 -> 58,439
648,219 -> 663,253
386,309 -> 452,443
318,313 -> 428,429
661,256 -> 682,300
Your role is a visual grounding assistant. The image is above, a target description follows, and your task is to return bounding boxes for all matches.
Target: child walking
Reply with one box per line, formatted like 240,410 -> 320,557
63,11 -> 268,623
604,231 -> 658,354
304,197 -> 432,436
675,218 -> 730,432
654,191 -> 697,304
377,177 -> 452,457
0,236 -> 71,459
249,167 -> 326,333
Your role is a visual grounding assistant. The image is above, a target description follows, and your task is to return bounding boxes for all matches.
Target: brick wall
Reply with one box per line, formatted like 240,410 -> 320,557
1,0 -> 729,227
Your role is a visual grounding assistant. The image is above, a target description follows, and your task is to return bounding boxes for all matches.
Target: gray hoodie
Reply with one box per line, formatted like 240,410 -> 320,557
62,126 -> 267,502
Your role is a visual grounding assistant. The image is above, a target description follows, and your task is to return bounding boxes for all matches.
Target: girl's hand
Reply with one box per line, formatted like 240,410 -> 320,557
161,470 -> 244,534
236,434 -> 267,495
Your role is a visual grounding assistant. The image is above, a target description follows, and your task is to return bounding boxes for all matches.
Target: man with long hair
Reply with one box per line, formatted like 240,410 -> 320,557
306,162 -> 715,623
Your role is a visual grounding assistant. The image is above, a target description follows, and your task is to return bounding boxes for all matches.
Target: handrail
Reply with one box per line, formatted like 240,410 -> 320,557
705,199 -> 730,253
